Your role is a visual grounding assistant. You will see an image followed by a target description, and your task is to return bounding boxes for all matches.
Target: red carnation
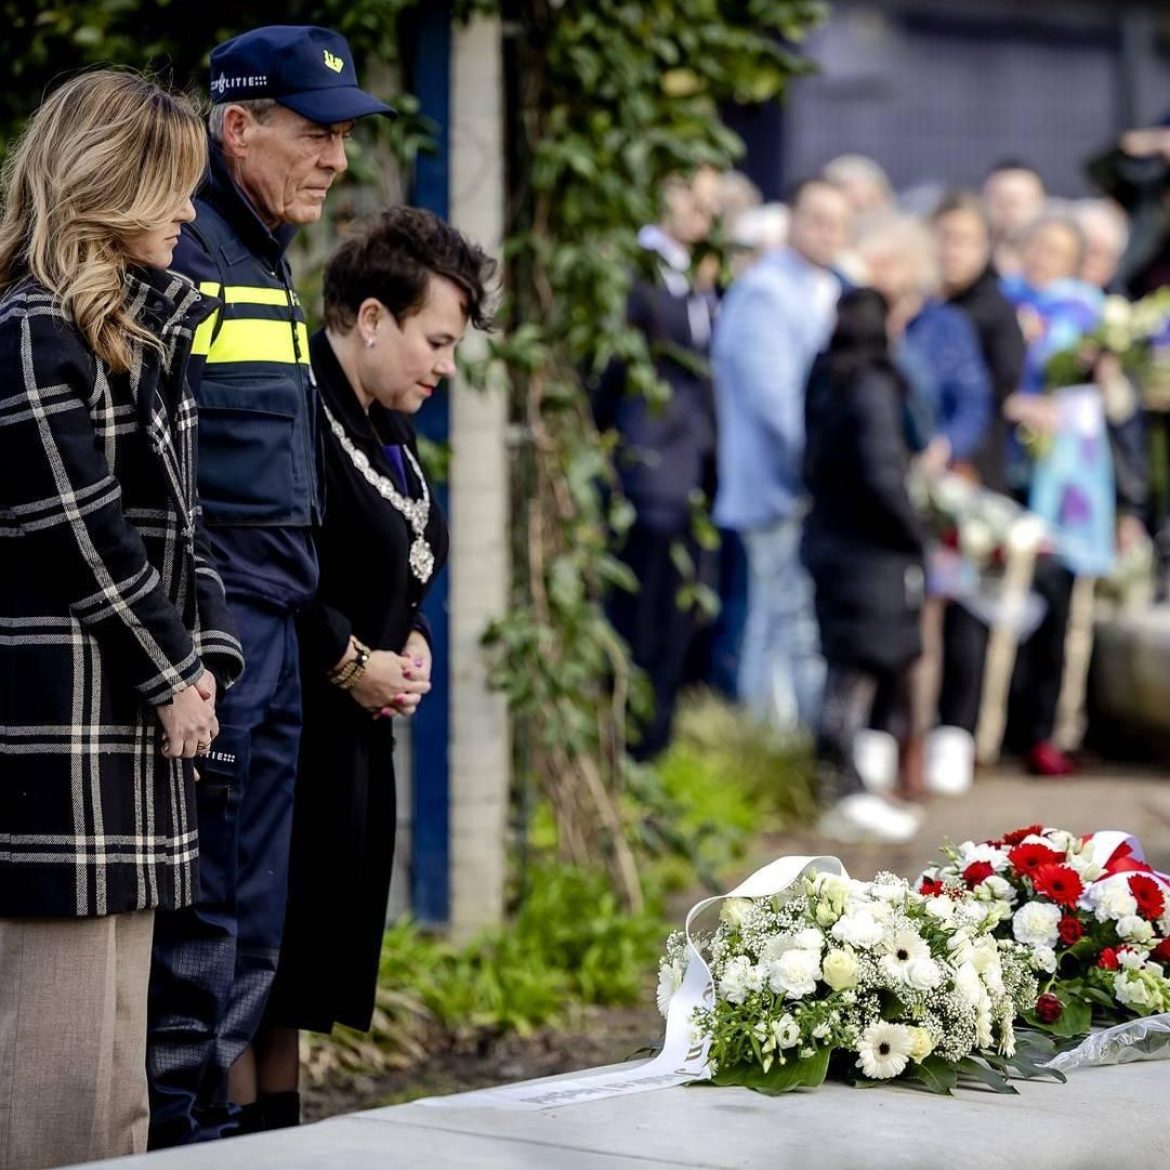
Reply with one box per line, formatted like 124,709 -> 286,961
1151,938 -> 1170,966
962,861 -> 995,888
1001,825 -> 1046,847
1057,915 -> 1084,945
1035,993 -> 1064,1024
918,878 -> 945,897
1032,864 -> 1085,908
1008,843 -> 1065,877
1128,874 -> 1167,922
1097,948 -> 1120,971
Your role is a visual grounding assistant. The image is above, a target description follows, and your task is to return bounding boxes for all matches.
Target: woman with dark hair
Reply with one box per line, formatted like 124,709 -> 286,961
802,289 -> 924,843
251,208 -> 495,1129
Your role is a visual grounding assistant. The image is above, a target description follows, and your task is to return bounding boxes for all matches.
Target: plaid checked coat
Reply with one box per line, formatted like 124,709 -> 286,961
0,268 -> 244,918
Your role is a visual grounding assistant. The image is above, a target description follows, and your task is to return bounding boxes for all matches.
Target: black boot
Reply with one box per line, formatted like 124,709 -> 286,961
258,1091 -> 301,1130
234,1101 -> 265,1137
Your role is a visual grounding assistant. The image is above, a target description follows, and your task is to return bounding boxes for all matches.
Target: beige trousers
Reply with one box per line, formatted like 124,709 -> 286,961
0,910 -> 154,1170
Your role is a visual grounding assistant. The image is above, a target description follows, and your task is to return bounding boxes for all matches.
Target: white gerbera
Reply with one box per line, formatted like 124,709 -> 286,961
879,930 -> 930,984
656,958 -> 684,1017
855,1022 -> 914,1080
1011,901 -> 1061,948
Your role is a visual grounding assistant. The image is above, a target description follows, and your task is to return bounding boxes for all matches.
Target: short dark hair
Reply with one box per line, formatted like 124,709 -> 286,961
323,206 -> 497,333
932,189 -> 988,226
787,176 -> 846,210
985,159 -> 1043,183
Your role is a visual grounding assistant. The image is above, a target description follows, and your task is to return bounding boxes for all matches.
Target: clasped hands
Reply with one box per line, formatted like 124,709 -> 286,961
344,629 -> 432,720
157,669 -> 218,760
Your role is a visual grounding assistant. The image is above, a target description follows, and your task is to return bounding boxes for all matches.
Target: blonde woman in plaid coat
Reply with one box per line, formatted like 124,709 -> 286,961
0,73 -> 243,1170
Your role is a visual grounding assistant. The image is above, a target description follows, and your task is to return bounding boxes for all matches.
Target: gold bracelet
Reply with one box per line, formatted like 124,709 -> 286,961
330,639 -> 372,690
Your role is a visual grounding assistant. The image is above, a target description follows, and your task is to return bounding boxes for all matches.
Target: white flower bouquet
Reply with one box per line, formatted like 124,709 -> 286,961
659,870 -> 1052,1095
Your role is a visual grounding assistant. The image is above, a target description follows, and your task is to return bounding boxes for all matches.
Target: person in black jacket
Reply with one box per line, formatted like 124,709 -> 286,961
803,289 -> 924,844
931,192 -> 1027,744
0,72 -> 241,1170
256,208 -> 493,1125
592,171 -> 720,759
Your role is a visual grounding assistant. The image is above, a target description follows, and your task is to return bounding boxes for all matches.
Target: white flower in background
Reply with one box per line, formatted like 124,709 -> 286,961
870,876 -> 908,901
982,900 -> 1014,928
1065,850 -> 1104,882
1046,830 -> 1074,853
1031,946 -> 1058,974
856,1022 -> 914,1079
976,875 -> 1015,902
1159,910 -> 1170,937
719,955 -> 754,1005
1114,971 -> 1155,1011
768,947 -> 821,999
759,934 -> 795,964
656,957 -> 686,1017
969,936 -> 999,974
868,899 -> 893,922
1118,947 -> 1146,971
1117,915 -> 1155,944
1012,901 -> 1061,948
822,948 -> 859,991
958,842 -> 1010,872
925,896 -> 957,924
831,908 -> 885,949
811,1021 -> 831,1041
720,898 -> 753,928
1087,879 -> 1138,922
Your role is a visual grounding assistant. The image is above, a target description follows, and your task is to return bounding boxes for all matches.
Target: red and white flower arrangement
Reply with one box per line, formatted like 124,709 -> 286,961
920,826 -> 1170,1036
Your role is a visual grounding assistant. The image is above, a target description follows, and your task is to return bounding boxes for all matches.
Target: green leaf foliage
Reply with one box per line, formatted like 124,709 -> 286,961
709,1044 -> 831,1095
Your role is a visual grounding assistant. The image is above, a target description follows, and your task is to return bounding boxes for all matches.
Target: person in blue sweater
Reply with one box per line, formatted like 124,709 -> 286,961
712,179 -> 852,732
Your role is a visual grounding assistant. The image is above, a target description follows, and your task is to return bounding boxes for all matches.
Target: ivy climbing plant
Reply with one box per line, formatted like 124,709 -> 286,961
483,0 -> 826,909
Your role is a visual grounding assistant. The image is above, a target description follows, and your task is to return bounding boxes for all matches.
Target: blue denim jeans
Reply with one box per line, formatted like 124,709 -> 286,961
737,516 -> 824,732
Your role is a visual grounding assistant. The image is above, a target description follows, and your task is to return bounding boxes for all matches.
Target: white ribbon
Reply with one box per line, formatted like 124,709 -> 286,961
418,854 -> 847,1111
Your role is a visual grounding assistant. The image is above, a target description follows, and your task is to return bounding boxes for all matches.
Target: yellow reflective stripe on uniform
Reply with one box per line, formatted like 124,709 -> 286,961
197,282 -> 301,307
204,318 -> 311,365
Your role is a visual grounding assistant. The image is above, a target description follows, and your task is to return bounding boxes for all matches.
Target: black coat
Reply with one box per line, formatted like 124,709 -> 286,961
592,267 -> 718,532
268,330 -> 448,1034
802,360 -> 926,674
947,269 -> 1026,494
0,271 -> 243,918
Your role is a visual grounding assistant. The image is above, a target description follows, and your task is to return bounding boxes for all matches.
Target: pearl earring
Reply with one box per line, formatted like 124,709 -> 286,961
366,336 -> 375,349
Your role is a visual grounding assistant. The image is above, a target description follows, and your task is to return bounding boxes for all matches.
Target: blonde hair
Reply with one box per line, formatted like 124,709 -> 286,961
0,70 -> 207,372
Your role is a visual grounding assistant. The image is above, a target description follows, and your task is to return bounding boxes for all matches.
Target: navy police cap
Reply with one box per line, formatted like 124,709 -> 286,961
210,25 -> 396,124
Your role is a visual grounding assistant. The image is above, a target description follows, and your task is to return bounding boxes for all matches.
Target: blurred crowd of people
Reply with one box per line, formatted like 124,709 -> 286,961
598,133 -> 1170,842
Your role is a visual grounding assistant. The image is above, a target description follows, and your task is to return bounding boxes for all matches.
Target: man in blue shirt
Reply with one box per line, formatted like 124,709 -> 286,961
147,26 -> 394,1146
712,179 -> 852,731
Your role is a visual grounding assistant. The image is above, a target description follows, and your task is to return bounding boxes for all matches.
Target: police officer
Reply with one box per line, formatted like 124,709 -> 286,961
147,26 -> 394,1146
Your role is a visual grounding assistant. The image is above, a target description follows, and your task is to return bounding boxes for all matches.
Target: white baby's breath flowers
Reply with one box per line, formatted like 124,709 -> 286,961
856,1022 -> 914,1079
1011,901 -> 1062,948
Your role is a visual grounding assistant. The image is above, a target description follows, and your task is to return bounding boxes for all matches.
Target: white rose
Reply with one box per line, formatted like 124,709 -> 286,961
822,948 -> 859,991
1012,901 -> 1062,948
831,909 -> 885,949
720,898 -> 754,928
905,957 -> 943,991
979,875 -> 1015,902
768,947 -> 821,999
925,896 -> 957,923
1046,830 -> 1075,854
1117,915 -> 1155,944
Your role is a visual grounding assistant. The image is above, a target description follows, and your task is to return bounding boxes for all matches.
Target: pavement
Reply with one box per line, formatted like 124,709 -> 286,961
760,762 -> 1170,886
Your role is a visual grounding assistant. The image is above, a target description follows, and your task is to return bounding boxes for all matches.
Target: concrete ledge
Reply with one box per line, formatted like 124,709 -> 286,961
1093,606 -> 1170,734
79,1057 -> 1170,1169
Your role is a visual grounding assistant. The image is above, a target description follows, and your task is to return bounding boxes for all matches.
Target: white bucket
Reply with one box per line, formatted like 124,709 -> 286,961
853,729 -> 898,794
927,726 -> 975,796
